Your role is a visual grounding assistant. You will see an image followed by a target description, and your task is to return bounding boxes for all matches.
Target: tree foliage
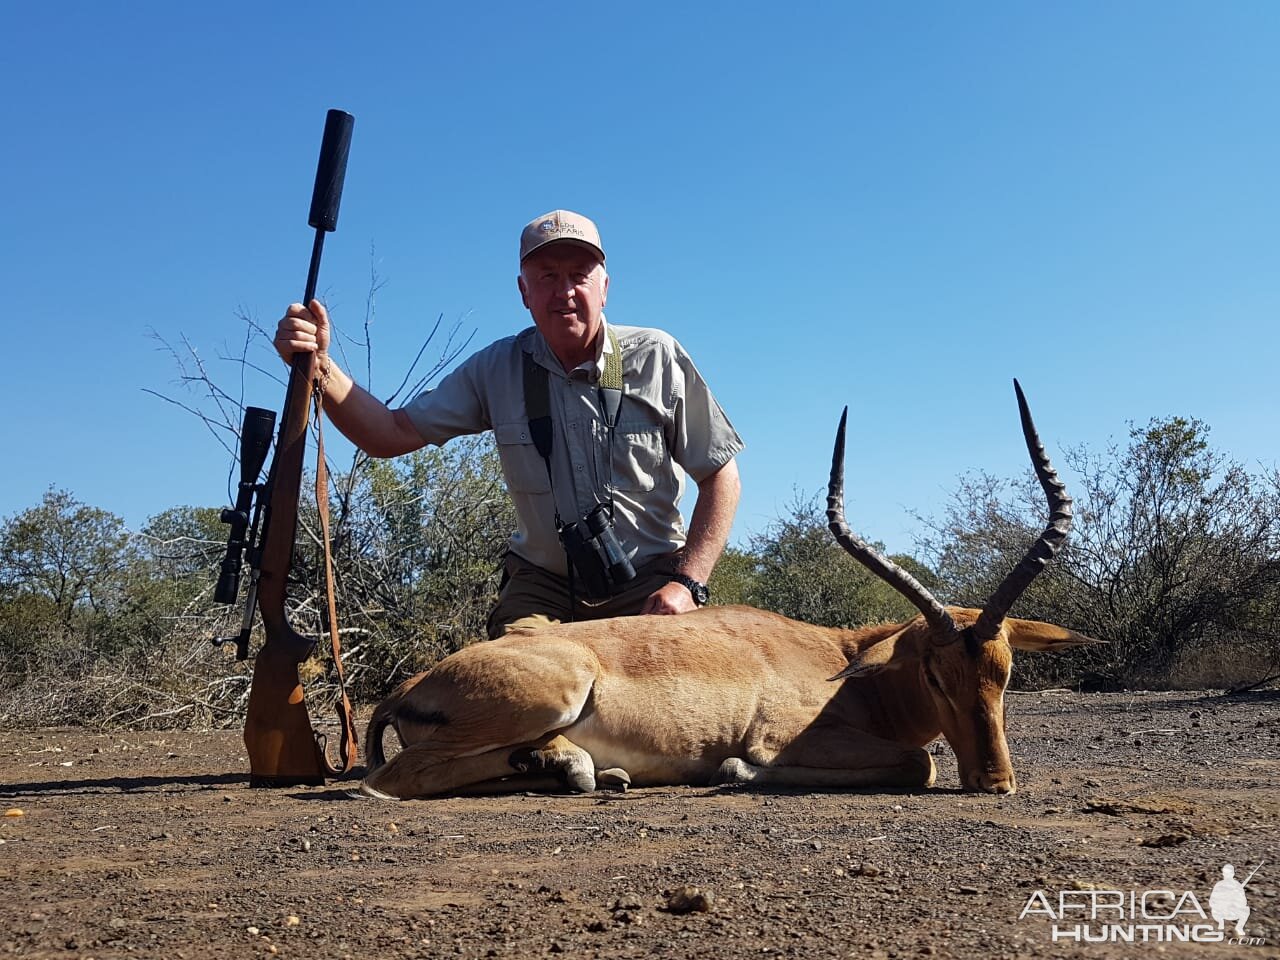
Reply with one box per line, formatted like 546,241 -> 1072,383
0,488 -> 137,625
919,417 -> 1280,689
709,493 -> 926,628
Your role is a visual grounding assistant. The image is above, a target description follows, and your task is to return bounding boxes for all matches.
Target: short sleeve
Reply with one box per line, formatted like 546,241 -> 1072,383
399,349 -> 491,446
666,338 -> 744,483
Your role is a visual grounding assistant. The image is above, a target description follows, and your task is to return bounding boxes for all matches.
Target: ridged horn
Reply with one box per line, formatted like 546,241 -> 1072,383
827,407 -> 961,645
972,380 -> 1073,641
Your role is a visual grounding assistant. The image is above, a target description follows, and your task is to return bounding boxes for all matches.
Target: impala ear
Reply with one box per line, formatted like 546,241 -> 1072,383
830,625 -> 917,681
1004,618 -> 1102,653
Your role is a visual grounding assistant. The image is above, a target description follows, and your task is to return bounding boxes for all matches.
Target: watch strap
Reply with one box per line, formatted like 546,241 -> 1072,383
670,573 -> 709,606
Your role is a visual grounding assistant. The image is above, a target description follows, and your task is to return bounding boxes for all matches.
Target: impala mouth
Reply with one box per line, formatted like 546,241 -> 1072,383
964,769 -> 1017,794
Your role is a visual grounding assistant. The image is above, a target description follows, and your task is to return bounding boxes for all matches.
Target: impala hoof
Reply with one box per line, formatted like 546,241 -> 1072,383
596,767 -> 631,791
714,757 -> 756,784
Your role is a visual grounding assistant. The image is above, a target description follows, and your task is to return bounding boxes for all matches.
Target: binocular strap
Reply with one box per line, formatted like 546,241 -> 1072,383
521,330 -> 625,618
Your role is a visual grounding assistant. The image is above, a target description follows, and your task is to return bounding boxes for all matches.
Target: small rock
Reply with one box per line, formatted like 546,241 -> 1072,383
810,840 -> 823,851
284,915 -> 301,927
300,839 -> 311,853
3,809 -> 24,818
109,918 -> 127,930
958,885 -> 979,895
1139,833 -> 1189,848
665,886 -> 714,914
246,926 -> 260,936
854,863 -> 881,878
612,894 -> 643,911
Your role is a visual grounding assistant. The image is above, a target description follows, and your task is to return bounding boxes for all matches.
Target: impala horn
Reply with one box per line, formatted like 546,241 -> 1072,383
971,379 -> 1073,641
827,407 -> 962,645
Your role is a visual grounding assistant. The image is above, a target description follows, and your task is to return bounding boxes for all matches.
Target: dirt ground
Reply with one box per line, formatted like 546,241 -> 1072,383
2,690 -> 1277,960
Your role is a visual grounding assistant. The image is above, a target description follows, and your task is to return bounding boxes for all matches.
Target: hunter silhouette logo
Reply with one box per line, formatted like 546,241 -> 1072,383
1018,861 -> 1266,946
1211,863 -> 1257,936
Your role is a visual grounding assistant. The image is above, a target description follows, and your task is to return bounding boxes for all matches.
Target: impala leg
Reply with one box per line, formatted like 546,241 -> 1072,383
361,734 -> 598,799
718,728 -> 936,789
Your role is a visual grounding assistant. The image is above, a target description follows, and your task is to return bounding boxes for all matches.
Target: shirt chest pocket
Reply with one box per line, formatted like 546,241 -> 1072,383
494,421 -> 552,494
611,421 -> 666,493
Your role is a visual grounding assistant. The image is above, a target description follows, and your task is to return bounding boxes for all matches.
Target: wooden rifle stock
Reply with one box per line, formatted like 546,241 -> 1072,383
243,110 -> 358,787
244,353 -> 330,786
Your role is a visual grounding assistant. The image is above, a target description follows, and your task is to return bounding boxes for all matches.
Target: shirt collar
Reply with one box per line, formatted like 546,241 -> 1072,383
528,315 -> 611,382
570,315 -> 612,381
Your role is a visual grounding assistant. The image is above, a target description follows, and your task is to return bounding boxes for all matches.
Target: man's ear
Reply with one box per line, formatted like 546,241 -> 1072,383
517,274 -> 529,309
600,269 -> 609,306
830,625 -> 916,681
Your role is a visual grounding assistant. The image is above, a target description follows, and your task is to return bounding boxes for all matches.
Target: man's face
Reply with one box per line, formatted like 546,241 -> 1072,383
518,243 -> 609,362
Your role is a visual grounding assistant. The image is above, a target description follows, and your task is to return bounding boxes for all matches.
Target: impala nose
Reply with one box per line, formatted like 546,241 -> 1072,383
965,770 -> 1017,794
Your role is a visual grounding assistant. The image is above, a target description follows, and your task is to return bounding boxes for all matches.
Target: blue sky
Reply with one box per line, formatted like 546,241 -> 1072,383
4,2 -> 1277,553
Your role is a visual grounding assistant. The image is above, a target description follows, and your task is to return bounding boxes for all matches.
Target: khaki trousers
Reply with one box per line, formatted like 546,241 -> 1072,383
486,550 -> 684,639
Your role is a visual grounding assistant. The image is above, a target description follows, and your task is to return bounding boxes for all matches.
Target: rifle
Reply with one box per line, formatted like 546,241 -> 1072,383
213,109 -> 359,786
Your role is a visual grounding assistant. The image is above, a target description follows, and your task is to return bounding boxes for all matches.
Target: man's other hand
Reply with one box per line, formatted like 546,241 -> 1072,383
640,581 -> 697,615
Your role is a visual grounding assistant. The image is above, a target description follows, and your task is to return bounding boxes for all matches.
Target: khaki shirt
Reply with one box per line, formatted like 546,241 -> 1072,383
402,320 -> 743,576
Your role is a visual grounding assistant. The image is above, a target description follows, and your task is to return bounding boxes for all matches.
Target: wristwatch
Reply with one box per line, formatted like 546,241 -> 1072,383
670,573 -> 709,607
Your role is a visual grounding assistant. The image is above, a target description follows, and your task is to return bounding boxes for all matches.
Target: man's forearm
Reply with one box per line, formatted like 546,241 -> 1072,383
314,357 -> 424,458
679,458 -> 741,583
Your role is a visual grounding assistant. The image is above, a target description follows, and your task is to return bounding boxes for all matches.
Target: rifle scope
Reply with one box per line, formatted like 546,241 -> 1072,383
214,406 -> 277,604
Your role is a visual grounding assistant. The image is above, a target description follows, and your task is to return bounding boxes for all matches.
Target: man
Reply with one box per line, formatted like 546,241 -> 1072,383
275,209 -> 742,638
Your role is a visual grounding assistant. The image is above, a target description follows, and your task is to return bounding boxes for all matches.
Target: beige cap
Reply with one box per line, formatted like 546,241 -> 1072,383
519,209 -> 605,262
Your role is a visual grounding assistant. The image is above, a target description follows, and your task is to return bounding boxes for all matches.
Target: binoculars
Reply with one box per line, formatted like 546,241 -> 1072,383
558,503 -> 637,598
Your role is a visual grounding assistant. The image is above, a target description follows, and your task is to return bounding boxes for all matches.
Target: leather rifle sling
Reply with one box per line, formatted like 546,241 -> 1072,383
311,365 -> 359,775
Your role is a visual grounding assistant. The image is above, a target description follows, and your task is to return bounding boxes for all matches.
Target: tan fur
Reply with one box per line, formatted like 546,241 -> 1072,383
361,605 -> 1094,799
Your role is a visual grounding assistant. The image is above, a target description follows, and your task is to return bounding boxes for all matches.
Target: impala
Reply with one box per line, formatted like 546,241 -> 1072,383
362,381 -> 1095,799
